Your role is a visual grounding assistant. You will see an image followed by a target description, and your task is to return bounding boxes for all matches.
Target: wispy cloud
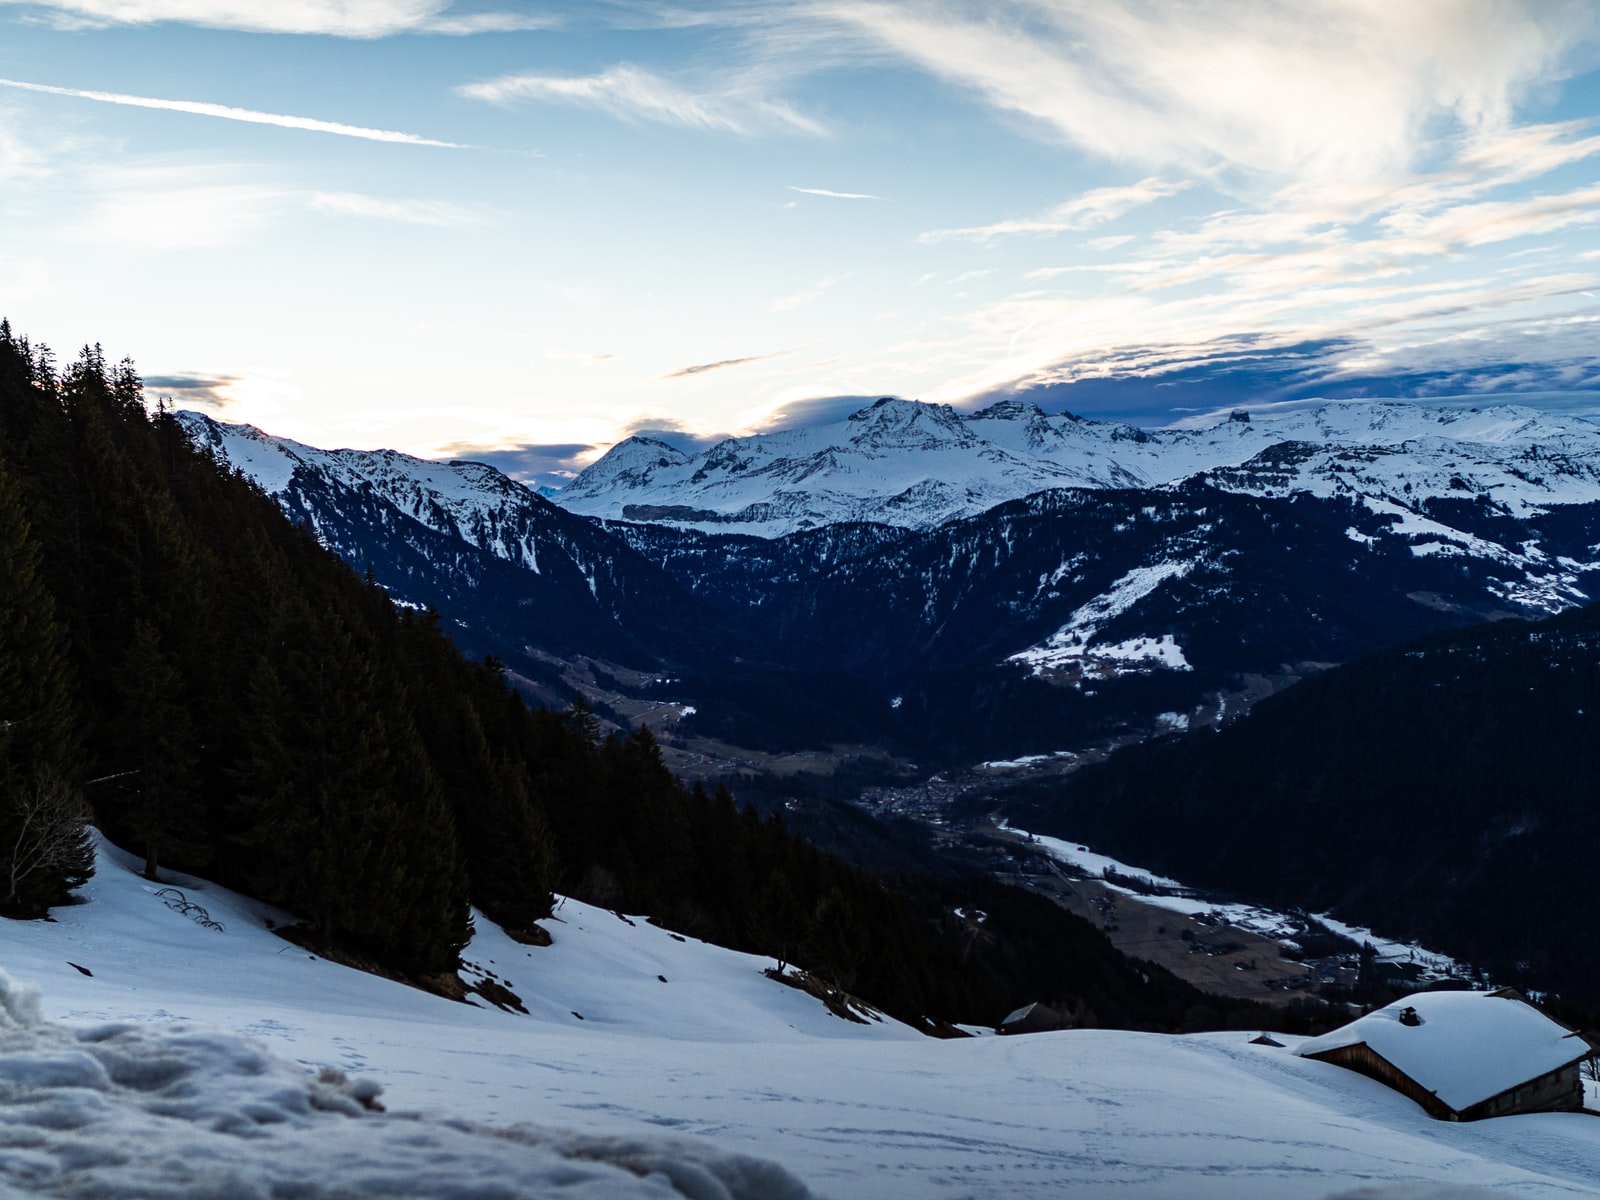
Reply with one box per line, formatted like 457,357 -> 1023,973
413,11 -> 558,35
618,414 -> 728,453
544,349 -> 617,366
66,165 -> 487,249
748,393 -> 893,432
78,179 -> 287,249
0,0 -> 553,37
772,274 -> 845,311
899,106 -> 1600,412
0,78 -> 463,146
921,177 -> 1187,244
430,439 -> 597,487
664,349 -> 792,378
0,109 -> 52,185
789,185 -> 882,200
459,63 -> 823,135
827,1 -> 1598,184
142,371 -> 242,412
310,191 -> 487,227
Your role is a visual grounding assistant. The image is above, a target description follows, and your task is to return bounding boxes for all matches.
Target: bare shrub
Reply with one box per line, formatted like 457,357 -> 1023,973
3,769 -> 93,912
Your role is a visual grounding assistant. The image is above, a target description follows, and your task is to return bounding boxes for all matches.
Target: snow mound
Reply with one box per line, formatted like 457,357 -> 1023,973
0,969 -> 811,1199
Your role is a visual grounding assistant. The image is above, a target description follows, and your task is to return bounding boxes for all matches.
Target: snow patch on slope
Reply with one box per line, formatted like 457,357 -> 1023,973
1008,560 -> 1195,678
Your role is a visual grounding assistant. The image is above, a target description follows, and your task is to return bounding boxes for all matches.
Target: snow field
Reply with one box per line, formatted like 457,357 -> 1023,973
1,835 -> 1598,1199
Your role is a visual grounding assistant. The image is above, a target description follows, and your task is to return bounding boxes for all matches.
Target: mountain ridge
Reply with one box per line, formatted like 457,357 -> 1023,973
183,404 -> 1600,765
554,397 -> 1600,537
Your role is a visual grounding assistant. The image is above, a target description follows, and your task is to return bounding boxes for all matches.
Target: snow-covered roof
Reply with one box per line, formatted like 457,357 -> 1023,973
1296,990 -> 1589,1111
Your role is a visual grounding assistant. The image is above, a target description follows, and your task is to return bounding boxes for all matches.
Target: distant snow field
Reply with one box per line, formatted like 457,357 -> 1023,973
1,835 -> 1597,1199
1013,824 -> 1481,981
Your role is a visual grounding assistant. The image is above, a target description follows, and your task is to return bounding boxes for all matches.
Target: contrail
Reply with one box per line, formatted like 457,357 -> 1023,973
0,78 -> 464,147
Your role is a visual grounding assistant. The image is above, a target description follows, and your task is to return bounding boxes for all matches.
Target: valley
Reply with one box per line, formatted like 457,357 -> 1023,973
843,761 -> 1477,1010
177,395 -> 1600,1015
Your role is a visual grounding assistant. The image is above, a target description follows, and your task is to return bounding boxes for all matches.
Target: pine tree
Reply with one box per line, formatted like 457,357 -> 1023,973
0,456 -> 91,912
112,618 -> 199,880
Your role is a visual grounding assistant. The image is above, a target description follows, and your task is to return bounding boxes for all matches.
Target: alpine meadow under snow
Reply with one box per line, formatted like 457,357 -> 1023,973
4,836 -> 1599,1200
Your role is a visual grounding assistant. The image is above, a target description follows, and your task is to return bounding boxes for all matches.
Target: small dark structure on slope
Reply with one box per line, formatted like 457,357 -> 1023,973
1297,989 -> 1590,1121
998,1001 -> 1074,1035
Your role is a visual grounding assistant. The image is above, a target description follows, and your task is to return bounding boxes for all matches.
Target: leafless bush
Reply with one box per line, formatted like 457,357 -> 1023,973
4,769 -> 92,910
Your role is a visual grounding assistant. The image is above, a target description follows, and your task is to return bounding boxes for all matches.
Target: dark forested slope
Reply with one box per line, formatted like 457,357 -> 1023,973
1005,600 -> 1600,1004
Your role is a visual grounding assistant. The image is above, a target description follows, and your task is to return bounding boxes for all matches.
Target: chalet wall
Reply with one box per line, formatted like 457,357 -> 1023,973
1304,1044 -> 1452,1119
1305,1044 -> 1585,1121
1462,1063 -> 1584,1121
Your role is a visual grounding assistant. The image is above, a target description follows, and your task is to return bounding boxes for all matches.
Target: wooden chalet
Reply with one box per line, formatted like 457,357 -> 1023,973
1296,989 -> 1591,1121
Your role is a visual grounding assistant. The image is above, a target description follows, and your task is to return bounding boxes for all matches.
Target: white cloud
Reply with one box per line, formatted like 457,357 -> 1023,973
921,177 -> 1188,243
0,78 -> 463,146
0,0 -> 551,36
825,0 -> 1599,184
459,63 -> 824,135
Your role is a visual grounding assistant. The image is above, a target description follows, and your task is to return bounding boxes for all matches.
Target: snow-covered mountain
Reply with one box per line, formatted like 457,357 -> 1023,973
555,398 -> 1600,537
7,834 -> 1597,1199
181,410 -> 622,581
181,405 -> 1600,765
178,410 -> 734,678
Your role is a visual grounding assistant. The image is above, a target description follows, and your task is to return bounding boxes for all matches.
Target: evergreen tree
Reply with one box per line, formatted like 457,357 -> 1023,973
0,455 -> 91,911
111,618 -> 199,880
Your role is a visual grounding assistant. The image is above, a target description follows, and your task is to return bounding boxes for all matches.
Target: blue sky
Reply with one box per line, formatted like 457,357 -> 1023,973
4,1 -> 1600,484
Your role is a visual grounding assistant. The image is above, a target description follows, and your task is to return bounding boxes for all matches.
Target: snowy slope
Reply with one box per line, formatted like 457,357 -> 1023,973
177,410 -> 732,670
180,411 -> 570,574
554,398 -> 1600,537
3,835 -> 1598,1199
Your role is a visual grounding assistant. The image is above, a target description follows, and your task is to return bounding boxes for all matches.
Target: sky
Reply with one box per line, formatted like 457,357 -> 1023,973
4,2 -> 1600,485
